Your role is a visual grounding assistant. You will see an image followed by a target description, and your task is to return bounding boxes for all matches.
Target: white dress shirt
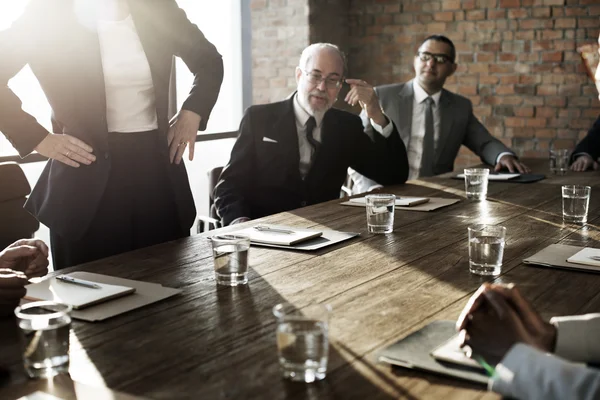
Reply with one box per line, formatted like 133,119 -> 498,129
293,94 -> 324,179
491,313 -> 600,400
97,14 -> 158,133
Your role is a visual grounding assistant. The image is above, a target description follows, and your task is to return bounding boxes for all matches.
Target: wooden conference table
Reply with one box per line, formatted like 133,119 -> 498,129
1,159 -> 600,400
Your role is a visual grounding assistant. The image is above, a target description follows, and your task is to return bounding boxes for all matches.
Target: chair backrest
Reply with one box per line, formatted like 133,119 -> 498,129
208,166 -> 224,220
0,162 -> 39,248
198,166 -> 224,234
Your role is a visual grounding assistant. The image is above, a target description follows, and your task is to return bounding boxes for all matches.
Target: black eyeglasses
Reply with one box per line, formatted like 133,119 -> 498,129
301,69 -> 343,89
416,51 -> 453,65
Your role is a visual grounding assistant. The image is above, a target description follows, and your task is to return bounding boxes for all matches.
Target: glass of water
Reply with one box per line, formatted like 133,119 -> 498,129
464,168 -> 489,200
365,194 -> 396,233
15,301 -> 72,379
273,302 -> 331,383
468,224 -> 506,276
209,234 -> 250,286
562,185 -> 591,224
549,149 -> 570,175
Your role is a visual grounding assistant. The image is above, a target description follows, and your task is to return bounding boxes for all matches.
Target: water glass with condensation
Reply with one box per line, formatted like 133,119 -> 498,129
468,225 -> 506,276
549,149 -> 570,175
273,302 -> 331,383
210,234 -> 250,286
15,301 -> 72,378
562,185 -> 591,224
365,194 -> 395,233
464,169 -> 489,200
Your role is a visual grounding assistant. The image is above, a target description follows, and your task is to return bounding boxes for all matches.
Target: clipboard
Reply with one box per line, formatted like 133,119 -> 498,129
22,272 -> 182,322
523,244 -> 600,273
378,320 -> 489,385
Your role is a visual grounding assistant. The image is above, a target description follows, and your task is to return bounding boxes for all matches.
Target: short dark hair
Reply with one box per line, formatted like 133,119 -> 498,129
420,35 -> 456,63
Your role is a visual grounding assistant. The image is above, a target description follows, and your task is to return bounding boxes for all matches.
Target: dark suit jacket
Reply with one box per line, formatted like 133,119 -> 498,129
374,80 -> 513,175
573,115 -> 600,162
0,0 -> 223,239
213,96 -> 409,226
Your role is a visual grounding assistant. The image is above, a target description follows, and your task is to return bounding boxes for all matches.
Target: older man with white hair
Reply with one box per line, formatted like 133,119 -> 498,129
214,43 -> 409,226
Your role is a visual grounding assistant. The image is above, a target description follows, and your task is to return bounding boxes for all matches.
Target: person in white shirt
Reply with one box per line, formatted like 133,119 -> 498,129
347,35 -> 529,193
0,0 -> 223,268
0,239 -> 49,317
457,283 -> 600,400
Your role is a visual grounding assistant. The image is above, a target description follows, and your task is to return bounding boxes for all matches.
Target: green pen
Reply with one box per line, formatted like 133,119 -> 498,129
473,355 -> 496,378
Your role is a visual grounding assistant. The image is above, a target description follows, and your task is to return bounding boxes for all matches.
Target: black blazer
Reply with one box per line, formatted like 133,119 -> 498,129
0,0 -> 223,239
214,96 -> 409,226
573,115 -> 600,162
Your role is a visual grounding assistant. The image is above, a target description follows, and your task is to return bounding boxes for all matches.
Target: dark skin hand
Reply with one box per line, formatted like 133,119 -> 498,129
456,283 -> 557,365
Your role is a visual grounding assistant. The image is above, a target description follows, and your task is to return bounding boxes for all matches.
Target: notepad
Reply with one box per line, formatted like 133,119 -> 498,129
566,248 -> 600,268
456,173 -> 520,181
348,196 -> 430,207
25,275 -> 136,310
430,334 -> 483,370
231,224 -> 323,246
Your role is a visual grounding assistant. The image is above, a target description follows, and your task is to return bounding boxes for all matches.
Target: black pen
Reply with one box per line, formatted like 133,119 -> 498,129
56,275 -> 102,289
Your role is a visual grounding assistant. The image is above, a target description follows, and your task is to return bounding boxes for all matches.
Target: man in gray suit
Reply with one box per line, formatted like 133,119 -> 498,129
457,283 -> 600,400
348,35 -> 529,192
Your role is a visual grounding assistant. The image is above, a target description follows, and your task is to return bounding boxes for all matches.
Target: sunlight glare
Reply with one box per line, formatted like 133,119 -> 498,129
0,0 -> 28,30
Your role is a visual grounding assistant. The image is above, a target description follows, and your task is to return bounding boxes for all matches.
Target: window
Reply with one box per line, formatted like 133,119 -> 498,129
0,1 -> 244,157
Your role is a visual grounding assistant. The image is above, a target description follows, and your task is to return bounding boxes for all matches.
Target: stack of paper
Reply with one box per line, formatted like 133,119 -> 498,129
348,196 -> 430,207
231,224 -> 323,246
567,248 -> 600,268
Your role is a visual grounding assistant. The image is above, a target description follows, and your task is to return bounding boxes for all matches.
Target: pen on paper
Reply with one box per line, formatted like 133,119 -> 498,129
253,225 -> 294,234
56,275 -> 102,289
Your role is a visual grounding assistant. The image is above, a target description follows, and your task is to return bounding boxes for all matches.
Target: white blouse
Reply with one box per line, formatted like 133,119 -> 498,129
97,14 -> 158,133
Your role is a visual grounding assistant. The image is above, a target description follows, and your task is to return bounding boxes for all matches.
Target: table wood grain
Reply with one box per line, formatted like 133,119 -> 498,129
1,159 -> 599,400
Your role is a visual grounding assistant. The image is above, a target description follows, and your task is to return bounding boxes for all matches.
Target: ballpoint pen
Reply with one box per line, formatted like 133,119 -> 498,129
472,354 -> 496,378
56,275 -> 102,289
253,225 -> 294,234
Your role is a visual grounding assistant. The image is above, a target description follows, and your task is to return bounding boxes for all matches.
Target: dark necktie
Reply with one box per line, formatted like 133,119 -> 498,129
420,97 -> 435,177
305,116 -> 319,153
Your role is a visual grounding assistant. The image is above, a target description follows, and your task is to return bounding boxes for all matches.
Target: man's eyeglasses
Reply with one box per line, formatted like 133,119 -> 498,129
416,51 -> 453,65
302,70 -> 343,89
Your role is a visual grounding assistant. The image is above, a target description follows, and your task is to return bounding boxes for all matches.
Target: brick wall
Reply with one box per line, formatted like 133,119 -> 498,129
250,0 -> 309,105
251,0 -> 600,167
347,0 -> 600,167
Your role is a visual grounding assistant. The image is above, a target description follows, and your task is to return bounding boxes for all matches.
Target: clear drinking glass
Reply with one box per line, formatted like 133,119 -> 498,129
549,149 -> 570,175
468,225 -> 506,276
365,194 -> 396,234
209,234 -> 250,286
464,168 -> 489,200
273,302 -> 331,383
15,301 -> 72,378
562,185 -> 591,224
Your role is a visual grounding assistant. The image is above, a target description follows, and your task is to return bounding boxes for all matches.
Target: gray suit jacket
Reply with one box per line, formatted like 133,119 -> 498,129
491,313 -> 600,400
350,80 -> 513,192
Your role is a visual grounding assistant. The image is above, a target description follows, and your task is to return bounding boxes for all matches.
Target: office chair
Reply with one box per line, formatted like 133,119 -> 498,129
197,166 -> 223,233
0,162 -> 40,249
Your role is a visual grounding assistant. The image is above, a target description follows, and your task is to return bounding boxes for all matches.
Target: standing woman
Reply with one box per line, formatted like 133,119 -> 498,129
0,0 -> 223,269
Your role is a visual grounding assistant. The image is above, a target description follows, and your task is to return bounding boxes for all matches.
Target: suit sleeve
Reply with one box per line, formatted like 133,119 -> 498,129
0,1 -> 50,157
163,1 -> 224,131
462,101 -> 513,166
349,116 -> 409,186
572,115 -> 600,162
213,108 -> 255,225
551,313 -> 600,363
491,343 -> 600,400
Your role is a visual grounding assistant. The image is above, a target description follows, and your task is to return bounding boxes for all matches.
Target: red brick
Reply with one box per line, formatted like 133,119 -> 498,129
538,85 -> 558,95
466,10 -> 486,20
515,107 -> 535,117
535,107 -> 557,117
508,8 -> 530,18
542,51 -> 563,62
434,11 -> 454,21
487,9 -> 507,19
496,85 -> 516,95
477,53 -> 496,62
554,18 -> 576,29
532,7 -> 551,17
442,0 -> 461,10
543,0 -> 565,5
500,0 -> 521,7
505,117 -> 526,127
519,19 -> 553,29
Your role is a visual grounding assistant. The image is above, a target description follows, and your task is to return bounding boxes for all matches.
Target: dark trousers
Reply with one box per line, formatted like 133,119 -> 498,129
51,131 -> 187,270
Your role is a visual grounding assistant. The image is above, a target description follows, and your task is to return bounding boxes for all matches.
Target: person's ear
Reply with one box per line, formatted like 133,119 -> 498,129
449,63 -> 458,77
295,67 -> 302,85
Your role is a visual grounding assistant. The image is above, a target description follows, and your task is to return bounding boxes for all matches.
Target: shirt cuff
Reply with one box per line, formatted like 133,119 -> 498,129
490,343 -> 548,398
551,314 -> 600,363
370,117 -> 394,138
495,152 -> 515,165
